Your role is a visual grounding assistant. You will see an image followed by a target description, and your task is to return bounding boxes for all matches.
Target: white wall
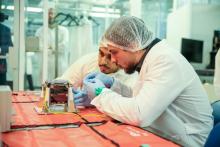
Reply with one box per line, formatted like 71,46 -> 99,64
167,4 -> 192,51
191,4 -> 220,66
167,4 -> 220,69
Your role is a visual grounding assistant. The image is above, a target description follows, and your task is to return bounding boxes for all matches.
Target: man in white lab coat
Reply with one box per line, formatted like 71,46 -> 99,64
59,49 -> 137,88
81,16 -> 213,146
57,42 -> 138,106
35,7 -> 69,81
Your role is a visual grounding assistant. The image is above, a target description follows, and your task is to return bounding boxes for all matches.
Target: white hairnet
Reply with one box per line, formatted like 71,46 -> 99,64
103,16 -> 154,52
99,42 -> 107,48
99,36 -> 107,48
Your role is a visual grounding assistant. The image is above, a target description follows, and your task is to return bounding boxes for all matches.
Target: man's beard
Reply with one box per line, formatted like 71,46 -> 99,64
124,64 -> 136,74
49,19 -> 57,28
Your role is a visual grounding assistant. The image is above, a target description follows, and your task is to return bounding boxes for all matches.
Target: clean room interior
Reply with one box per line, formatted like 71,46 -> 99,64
0,0 -> 220,146
1,0 -> 219,91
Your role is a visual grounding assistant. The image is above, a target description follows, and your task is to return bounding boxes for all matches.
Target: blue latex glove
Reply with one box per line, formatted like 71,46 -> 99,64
96,72 -> 114,88
84,72 -> 98,83
72,88 -> 91,107
83,78 -> 105,99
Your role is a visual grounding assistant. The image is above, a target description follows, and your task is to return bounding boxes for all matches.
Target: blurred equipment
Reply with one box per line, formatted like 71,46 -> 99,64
0,86 -> 12,132
207,30 -> 220,69
41,80 -> 77,113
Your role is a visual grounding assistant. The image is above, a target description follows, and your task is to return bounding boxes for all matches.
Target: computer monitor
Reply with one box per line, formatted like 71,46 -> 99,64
181,38 -> 203,63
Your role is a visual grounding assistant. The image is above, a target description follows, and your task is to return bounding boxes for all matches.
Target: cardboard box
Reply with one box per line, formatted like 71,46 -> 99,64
0,86 -> 12,132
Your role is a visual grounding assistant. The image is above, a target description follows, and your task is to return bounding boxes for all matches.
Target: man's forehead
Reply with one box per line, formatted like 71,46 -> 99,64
99,46 -> 110,52
107,44 -> 121,52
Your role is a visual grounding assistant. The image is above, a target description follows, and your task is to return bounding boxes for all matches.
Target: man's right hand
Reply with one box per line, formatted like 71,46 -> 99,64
72,88 -> 92,107
84,72 -> 114,88
84,72 -> 98,82
96,72 -> 114,88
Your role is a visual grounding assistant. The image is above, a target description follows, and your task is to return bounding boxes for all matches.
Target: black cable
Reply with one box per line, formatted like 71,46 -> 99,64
75,112 -> 120,147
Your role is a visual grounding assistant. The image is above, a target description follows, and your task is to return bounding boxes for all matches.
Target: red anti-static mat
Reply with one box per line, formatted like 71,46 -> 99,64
2,122 -> 180,147
11,103 -> 83,128
77,107 -> 113,123
12,92 -> 40,103
12,103 -> 112,129
92,121 -> 180,147
2,125 -> 116,147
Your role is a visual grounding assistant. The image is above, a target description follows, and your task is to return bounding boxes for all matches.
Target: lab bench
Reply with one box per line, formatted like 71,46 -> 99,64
1,91 -> 180,147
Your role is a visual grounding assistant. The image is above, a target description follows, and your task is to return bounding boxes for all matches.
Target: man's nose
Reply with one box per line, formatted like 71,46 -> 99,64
100,56 -> 107,65
111,56 -> 116,63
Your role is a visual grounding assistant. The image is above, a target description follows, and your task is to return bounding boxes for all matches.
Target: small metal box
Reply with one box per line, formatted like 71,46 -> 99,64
42,80 -> 77,113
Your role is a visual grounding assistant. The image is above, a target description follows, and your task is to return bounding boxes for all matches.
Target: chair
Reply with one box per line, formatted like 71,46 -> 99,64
204,123 -> 220,147
211,100 -> 220,125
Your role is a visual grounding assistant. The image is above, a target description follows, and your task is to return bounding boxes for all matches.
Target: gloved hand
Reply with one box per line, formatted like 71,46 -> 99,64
83,78 -> 105,100
72,88 -> 91,107
96,72 -> 114,88
84,72 -> 98,83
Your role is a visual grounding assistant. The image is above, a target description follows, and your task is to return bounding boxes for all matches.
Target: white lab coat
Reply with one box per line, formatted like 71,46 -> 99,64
214,49 -> 220,98
68,19 -> 94,64
25,52 -> 34,75
58,52 -> 138,88
35,25 -> 69,81
91,40 -> 213,147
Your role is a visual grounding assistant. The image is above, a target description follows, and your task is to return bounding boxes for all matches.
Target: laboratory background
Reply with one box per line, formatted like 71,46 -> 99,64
0,0 -> 220,146
0,0 -> 219,93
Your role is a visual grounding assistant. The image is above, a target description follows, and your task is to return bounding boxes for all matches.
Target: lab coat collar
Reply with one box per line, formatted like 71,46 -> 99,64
135,38 -> 161,72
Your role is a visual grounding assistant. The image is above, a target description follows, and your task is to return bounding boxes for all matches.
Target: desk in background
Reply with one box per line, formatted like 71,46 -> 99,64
196,69 -> 214,83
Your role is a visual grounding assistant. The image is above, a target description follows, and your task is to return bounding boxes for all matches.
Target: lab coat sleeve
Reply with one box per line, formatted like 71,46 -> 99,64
214,49 -> 220,98
110,79 -> 133,97
57,53 -> 98,88
91,55 -> 185,127
35,27 -> 44,50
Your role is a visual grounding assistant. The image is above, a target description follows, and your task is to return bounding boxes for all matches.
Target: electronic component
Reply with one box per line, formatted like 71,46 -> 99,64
42,80 -> 77,113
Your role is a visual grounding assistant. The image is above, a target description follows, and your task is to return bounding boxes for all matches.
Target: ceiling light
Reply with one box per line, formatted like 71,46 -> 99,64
26,7 -> 42,13
1,5 -> 6,9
